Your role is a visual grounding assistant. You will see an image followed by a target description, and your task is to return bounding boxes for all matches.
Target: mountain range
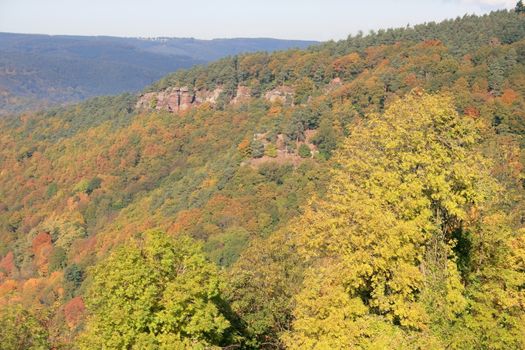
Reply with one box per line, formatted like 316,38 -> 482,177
0,32 -> 316,114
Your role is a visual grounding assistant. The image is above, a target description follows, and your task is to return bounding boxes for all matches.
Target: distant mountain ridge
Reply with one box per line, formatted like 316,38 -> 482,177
1,9 -> 525,349
0,32 -> 317,114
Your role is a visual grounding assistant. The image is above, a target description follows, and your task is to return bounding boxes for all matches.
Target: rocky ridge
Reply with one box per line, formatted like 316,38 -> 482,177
136,85 -> 301,113
135,86 -> 223,113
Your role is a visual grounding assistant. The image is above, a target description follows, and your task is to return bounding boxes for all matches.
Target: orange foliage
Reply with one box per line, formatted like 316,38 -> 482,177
268,105 -> 282,116
70,236 -> 98,264
501,88 -> 518,105
365,45 -> 388,62
168,208 -> 202,234
32,232 -> 53,276
404,73 -> 419,88
238,138 -> 250,150
0,251 -> 16,277
143,143 -> 167,158
0,279 -> 18,298
21,278 -> 43,300
332,53 -> 361,73
464,106 -> 480,118
422,39 -> 443,47
64,296 -> 86,328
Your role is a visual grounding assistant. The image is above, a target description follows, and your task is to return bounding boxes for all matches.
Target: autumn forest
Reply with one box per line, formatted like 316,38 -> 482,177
1,5 -> 525,350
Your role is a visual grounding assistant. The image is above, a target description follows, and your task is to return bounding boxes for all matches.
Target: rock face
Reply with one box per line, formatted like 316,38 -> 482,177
136,86 -> 195,113
264,86 -> 294,103
231,86 -> 251,104
137,84 -> 295,113
137,86 -> 227,113
179,87 -> 194,111
195,87 -> 224,105
325,77 -> 343,93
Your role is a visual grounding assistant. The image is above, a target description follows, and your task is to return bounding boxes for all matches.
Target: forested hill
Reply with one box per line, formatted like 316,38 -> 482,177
320,9 -> 525,55
1,8 -> 525,350
0,33 -> 316,115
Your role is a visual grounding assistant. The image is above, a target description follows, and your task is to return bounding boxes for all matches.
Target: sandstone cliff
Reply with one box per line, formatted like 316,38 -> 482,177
136,84 -> 295,114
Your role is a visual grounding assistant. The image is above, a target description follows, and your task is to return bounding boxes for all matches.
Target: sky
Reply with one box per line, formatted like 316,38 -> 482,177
0,0 -> 518,41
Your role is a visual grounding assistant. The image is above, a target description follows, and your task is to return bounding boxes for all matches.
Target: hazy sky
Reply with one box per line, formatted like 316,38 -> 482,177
0,0 -> 517,41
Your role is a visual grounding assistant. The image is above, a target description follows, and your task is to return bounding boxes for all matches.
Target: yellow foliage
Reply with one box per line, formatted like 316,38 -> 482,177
286,92 -> 519,348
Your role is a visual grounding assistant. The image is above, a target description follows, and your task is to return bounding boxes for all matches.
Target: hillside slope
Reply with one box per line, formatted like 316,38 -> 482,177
0,9 -> 525,349
0,33 -> 316,115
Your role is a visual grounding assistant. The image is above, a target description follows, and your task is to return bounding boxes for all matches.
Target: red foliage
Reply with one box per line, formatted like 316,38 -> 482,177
32,232 -> 53,275
32,232 -> 52,251
64,296 -> 85,328
464,106 -> 480,118
0,252 -> 16,277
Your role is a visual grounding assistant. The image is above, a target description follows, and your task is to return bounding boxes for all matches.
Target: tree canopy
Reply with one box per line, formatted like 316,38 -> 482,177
285,92 -> 525,349
77,230 -> 234,349
0,9 -> 524,350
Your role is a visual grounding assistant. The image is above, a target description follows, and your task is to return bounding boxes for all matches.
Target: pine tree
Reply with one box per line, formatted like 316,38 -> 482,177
516,0 -> 525,13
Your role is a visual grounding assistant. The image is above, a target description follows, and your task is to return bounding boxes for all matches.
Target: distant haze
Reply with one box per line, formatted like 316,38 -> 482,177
0,0 -> 517,41
0,33 -> 316,114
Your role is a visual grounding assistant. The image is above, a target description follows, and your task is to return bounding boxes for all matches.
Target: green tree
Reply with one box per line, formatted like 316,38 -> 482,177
294,77 -> 315,104
86,177 -> 102,195
284,108 -> 320,145
226,230 -> 305,348
250,139 -> 265,158
264,143 -> 278,158
204,227 -> 250,267
48,246 -> 67,272
516,0 -> 525,13
0,305 -> 50,350
45,182 -> 58,198
298,144 -> 312,158
311,119 -> 338,159
64,264 -> 84,288
64,263 -> 85,297
76,230 -> 234,349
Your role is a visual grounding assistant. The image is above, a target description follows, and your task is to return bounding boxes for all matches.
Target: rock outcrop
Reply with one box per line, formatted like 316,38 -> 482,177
195,87 -> 224,105
137,84 -> 295,113
231,86 -> 251,104
264,86 -> 294,103
136,87 -> 195,113
324,77 -> 343,93
136,86 -> 227,113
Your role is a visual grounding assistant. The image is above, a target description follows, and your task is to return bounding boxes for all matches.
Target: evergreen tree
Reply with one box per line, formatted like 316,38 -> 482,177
298,144 -> 312,158
250,139 -> 265,158
516,0 -> 525,13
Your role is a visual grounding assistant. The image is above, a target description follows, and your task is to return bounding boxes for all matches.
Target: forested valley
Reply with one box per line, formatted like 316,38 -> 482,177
1,7 -> 525,349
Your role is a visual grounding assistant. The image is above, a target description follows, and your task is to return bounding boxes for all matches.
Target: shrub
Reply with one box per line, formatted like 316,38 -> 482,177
265,143 -> 278,158
298,144 -> 312,158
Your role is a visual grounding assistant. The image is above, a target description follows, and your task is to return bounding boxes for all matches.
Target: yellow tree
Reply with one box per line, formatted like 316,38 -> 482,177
284,92 -> 525,349
76,230 -> 233,349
